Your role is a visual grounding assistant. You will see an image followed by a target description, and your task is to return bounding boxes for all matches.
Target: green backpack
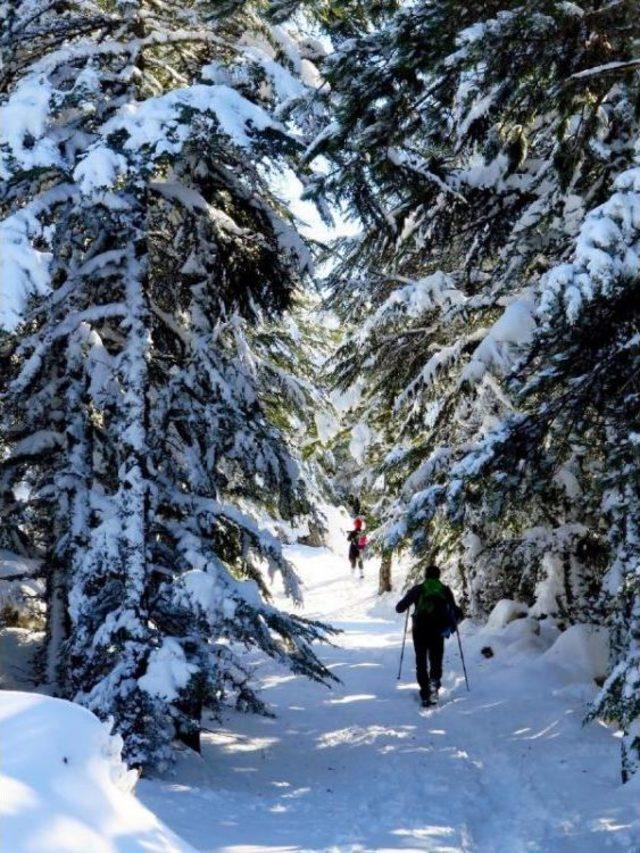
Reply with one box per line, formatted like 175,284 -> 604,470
415,578 -> 449,622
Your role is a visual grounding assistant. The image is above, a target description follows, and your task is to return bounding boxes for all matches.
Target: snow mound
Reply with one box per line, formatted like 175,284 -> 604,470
470,615 -> 553,663
543,624 -> 610,684
0,691 -> 190,852
486,598 -> 529,630
501,615 -> 540,642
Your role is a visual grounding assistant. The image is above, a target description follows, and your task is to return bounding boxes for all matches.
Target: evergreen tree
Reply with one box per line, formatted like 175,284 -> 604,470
0,0 -> 334,768
310,0 -> 639,587
247,293 -> 342,539
306,0 -> 640,777
428,163 -> 640,780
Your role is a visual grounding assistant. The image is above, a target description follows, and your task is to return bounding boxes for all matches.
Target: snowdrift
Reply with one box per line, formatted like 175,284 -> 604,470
485,598 -> 528,630
481,598 -> 610,685
542,622 -> 610,684
0,691 -> 190,852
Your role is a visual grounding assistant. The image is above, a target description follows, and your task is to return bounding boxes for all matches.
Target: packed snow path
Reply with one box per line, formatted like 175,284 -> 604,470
139,539 -> 639,852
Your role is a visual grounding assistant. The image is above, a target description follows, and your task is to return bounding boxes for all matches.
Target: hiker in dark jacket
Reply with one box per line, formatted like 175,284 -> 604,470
347,517 -> 366,577
396,564 -> 462,707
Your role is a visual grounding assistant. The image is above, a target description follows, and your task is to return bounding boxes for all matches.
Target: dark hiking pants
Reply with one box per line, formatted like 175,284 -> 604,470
349,544 -> 363,572
412,628 -> 444,700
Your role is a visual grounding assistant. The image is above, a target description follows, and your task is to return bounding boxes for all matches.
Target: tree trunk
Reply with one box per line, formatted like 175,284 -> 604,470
379,549 -> 393,594
299,519 -> 326,547
44,563 -> 67,693
176,691 -> 203,753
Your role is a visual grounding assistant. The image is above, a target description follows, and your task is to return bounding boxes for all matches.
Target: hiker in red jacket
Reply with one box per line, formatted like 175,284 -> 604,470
347,517 -> 367,578
396,564 -> 462,706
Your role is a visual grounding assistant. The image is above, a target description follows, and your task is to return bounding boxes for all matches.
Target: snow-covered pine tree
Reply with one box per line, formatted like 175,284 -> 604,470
425,159 -> 640,780
249,295 -> 344,538
304,0 -> 640,779
1,0 -> 335,767
309,0 -> 640,609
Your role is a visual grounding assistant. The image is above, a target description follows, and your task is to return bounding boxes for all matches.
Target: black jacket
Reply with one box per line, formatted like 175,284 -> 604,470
347,529 -> 364,548
347,529 -> 362,561
396,583 -> 462,631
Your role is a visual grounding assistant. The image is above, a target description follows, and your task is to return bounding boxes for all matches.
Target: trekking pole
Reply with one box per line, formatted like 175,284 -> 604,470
456,626 -> 470,691
397,608 -> 410,680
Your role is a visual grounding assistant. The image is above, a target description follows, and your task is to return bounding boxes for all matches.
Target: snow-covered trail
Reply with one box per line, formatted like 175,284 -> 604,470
139,537 -> 639,852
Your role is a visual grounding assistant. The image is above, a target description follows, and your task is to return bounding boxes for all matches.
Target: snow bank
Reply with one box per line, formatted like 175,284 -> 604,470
480,608 -> 610,686
543,623 -> 610,684
142,540 -> 640,851
476,602 -> 610,687
486,598 -> 529,630
469,614 -> 554,663
466,600 -> 560,664
0,691 -> 190,852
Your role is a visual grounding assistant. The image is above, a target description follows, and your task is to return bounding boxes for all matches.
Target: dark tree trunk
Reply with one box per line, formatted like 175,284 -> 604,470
379,549 -> 393,594
299,520 -> 326,547
176,688 -> 203,753
177,723 -> 201,753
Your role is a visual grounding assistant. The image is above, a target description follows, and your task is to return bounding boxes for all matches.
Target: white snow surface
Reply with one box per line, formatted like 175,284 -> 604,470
485,598 -> 529,630
137,526 -> 640,852
0,691 -> 190,852
541,624 -> 610,685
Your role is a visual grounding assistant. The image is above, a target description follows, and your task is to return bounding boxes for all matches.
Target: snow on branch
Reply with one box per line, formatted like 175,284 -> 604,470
539,165 -> 640,325
7,430 -> 64,461
386,147 -> 468,204
570,59 -> 640,80
359,272 -> 465,341
0,186 -> 78,332
0,212 -> 52,333
74,85 -> 289,194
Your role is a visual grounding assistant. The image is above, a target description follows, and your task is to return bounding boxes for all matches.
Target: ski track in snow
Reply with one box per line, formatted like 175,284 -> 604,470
139,540 -> 640,852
